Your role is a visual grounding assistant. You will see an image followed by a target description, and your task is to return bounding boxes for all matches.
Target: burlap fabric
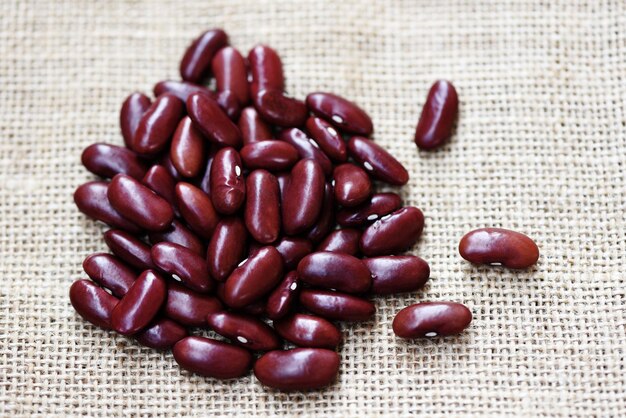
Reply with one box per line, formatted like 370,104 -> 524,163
1,0 -> 624,416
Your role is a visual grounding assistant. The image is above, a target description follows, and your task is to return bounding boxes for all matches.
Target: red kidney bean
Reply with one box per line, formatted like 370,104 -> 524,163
360,207 -> 424,256
279,128 -> 333,176
299,289 -> 375,322
164,282 -> 222,326
347,136 -> 409,186
274,314 -> 341,349
336,192 -> 402,227
175,182 -> 219,240
332,163 -> 371,207
274,237 -> 313,270
142,165 -> 178,211
216,89 -> 242,120
206,312 -> 281,351
170,116 -> 206,178
198,145 -> 218,195
265,270 -> 299,320
459,228 -> 539,269
136,317 -> 188,350
363,255 -> 430,295
306,92 -> 373,136
210,147 -> 246,215
248,45 -> 284,97
81,143 -> 147,180
69,279 -> 118,329
120,92 -> 151,149
74,181 -> 142,233
254,348 -> 339,391
392,301 -> 472,338
179,29 -> 228,83
108,174 -> 174,232
132,94 -> 184,155
153,79 -> 216,103
223,246 -> 283,308
151,242 -> 212,293
240,140 -> 299,171
304,182 -> 335,244
245,170 -> 280,244
297,252 -> 371,293
187,92 -> 242,148
206,217 -> 247,281
103,229 -> 155,271
238,107 -> 273,144
281,159 -> 325,235
253,89 -> 308,128
212,46 -> 249,105
83,253 -> 136,298
173,336 -> 252,379
316,228 -> 361,255
149,219 -> 205,256
414,80 -> 458,150
111,270 -> 167,335
305,116 -> 347,162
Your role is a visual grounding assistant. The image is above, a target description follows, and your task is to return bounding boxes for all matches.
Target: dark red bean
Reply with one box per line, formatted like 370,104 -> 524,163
198,145 -> 218,195
212,46 -> 249,105
306,92 -> 373,136
240,140 -> 299,171
299,289 -> 375,322
111,270 -> 167,335
281,159 -> 325,235
151,242 -> 212,293
265,270 -> 299,320
347,136 -> 409,186
304,182 -> 335,244
158,153 -> 183,181
254,89 -> 308,128
336,192 -> 402,227
69,279 -> 118,329
170,116 -> 206,178
164,282 -> 222,326
316,228 -> 361,255
248,45 -> 284,97
392,302 -> 472,338
132,94 -> 185,156
297,252 -> 371,294
305,116 -> 347,162
83,253 -> 136,298
173,336 -> 252,379
136,317 -> 188,349
254,348 -> 339,391
363,255 -> 430,295
206,312 -> 280,351
216,89 -> 242,120
332,163 -> 371,207
179,29 -> 228,83
81,143 -> 147,180
187,92 -> 242,148
108,174 -> 174,232
154,79 -> 216,103
279,128 -> 333,177
74,181 -> 142,233
149,219 -> 205,256
223,246 -> 283,308
459,228 -> 539,269
120,92 -> 151,149
175,182 -> 219,240
206,217 -> 247,281
238,107 -> 273,144
414,80 -> 459,150
274,314 -> 341,349
245,170 -> 280,244
142,165 -> 178,210
274,237 -> 313,270
360,207 -> 424,256
210,147 -> 246,215
103,229 -> 155,271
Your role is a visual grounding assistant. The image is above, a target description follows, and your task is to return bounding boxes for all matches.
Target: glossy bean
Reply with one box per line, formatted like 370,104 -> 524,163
347,136 -> 409,185
83,253 -> 136,298
74,181 -> 141,233
363,255 -> 430,295
206,217 -> 247,281
142,165 -> 178,210
459,228 -> 539,269
210,147 -> 246,215
187,92 -> 242,148
132,94 -> 184,155
306,92 -> 373,136
120,92 -> 151,148
297,252 -> 371,293
336,192 -> 402,227
173,336 -> 252,379
305,116 -> 347,162
179,29 -> 228,83
151,242 -> 212,293
274,237 -> 313,270
69,279 -> 118,329
212,46 -> 249,105
279,128 -> 333,176
392,301 -> 472,338
299,289 -> 375,322
136,317 -> 188,349
175,182 -> 219,240
153,79 -> 216,103
81,143 -> 147,180
149,219 -> 205,256
103,229 -> 155,271
304,182 -> 335,244
238,107 -> 273,144
360,207 -> 424,256
170,116 -> 206,178
206,312 -> 280,351
240,140 -> 299,171
414,80 -> 458,150
216,89 -> 242,121
245,170 -> 280,244
254,89 -> 308,128
333,163 -> 371,207
265,270 -> 299,320
248,45 -> 284,97
316,228 -> 361,255
281,159 -> 325,235
274,314 -> 341,349
164,282 -> 222,326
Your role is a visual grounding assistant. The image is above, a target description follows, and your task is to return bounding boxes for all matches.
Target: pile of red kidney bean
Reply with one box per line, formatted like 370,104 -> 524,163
71,28 -> 540,391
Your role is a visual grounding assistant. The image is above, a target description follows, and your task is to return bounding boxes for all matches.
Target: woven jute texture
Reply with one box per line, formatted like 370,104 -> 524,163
1,0 -> 625,416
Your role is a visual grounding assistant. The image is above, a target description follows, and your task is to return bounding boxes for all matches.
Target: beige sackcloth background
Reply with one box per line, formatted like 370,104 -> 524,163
1,0 -> 625,416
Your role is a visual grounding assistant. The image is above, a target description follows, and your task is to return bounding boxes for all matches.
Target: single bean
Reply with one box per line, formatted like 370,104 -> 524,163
136,317 -> 188,350
180,29 -> 228,83
347,136 -> 409,185
153,79 -> 216,103
173,336 -> 252,379
305,116 -> 347,162
212,46 -> 249,105
170,116 -> 206,178
103,229 -> 155,271
187,92 -> 242,148
297,252 -> 371,294
69,279 -> 118,330
175,182 -> 219,240
206,312 -> 281,351
363,255 -> 430,295
273,237 -> 313,270
459,228 -> 539,269
142,165 -> 178,211
332,163 -> 371,207
281,159 -> 325,235
216,89 -> 242,120
414,80 -> 458,150
244,170 -> 281,244
299,289 -> 375,322
74,181 -> 142,233
164,282 -> 222,326
273,313 -> 341,349
304,182 -> 335,244
306,92 -> 373,136
392,301 -> 472,338
265,270 -> 299,320
83,253 -> 136,298
238,107 -> 274,144
279,128 -> 333,176
151,242 -> 212,293
132,93 -> 184,155
120,92 -> 151,149
254,89 -> 308,128
206,217 -> 247,281
336,192 -> 402,227
240,140 -> 299,171
360,207 -> 424,256
81,143 -> 147,180
149,219 -> 205,256
316,228 -> 361,255
210,147 -> 246,215
254,348 -> 339,391
248,45 -> 284,97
